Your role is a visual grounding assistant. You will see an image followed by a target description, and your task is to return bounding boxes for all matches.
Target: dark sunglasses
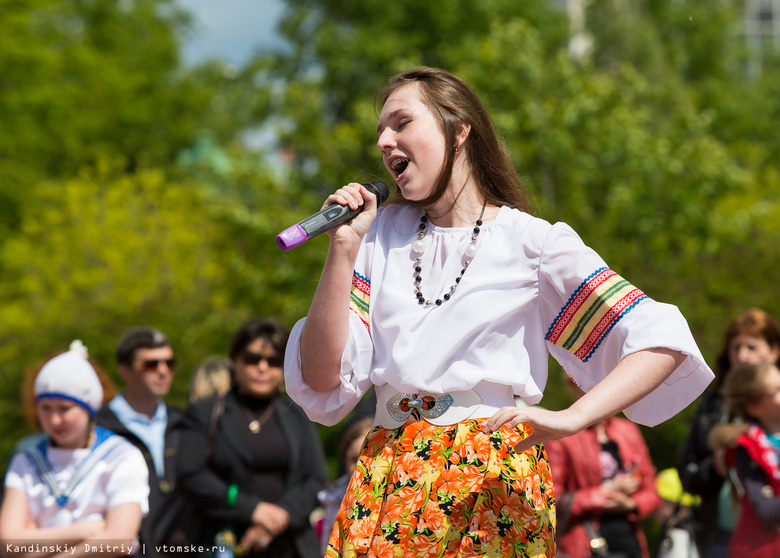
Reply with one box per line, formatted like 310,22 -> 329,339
242,351 -> 283,368
141,358 -> 176,372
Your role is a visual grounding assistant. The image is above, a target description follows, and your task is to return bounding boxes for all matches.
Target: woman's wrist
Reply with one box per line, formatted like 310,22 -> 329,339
326,237 -> 362,270
559,405 -> 594,435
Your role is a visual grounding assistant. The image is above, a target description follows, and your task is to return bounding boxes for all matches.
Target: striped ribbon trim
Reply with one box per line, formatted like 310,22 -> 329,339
350,271 -> 370,332
546,267 -> 647,362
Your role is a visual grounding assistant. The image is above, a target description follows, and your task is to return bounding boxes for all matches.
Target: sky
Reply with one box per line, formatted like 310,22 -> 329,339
176,0 -> 286,66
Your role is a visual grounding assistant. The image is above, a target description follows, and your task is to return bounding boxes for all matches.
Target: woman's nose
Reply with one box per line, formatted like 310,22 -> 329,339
735,346 -> 753,364
377,128 -> 395,153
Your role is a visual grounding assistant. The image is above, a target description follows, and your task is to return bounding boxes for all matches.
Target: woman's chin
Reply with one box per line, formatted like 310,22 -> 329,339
397,186 -> 429,203
244,385 -> 278,400
49,434 -> 86,449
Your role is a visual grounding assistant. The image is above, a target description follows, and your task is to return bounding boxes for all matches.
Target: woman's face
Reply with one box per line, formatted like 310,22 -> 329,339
233,337 -> 284,399
728,334 -> 780,367
377,83 -> 447,202
37,397 -> 91,449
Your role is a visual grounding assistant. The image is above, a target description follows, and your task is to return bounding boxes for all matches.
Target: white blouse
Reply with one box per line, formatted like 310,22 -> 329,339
5,434 -> 149,528
285,205 -> 713,427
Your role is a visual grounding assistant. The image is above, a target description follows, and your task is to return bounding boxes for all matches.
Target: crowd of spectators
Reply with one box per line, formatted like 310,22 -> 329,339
2,307 -> 780,558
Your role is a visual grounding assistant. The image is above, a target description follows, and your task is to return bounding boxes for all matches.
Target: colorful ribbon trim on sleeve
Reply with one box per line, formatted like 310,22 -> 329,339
545,267 -> 647,362
350,271 -> 370,332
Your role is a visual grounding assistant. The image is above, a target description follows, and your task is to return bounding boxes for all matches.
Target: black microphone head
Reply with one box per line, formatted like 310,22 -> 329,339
363,180 -> 390,205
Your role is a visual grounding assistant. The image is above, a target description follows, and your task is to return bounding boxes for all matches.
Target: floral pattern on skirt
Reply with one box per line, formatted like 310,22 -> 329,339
326,415 -> 556,557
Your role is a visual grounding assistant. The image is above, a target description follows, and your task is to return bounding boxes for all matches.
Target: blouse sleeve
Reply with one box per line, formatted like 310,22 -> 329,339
283,216 -> 379,427
104,442 -> 150,513
3,453 -> 30,493
539,222 -> 714,426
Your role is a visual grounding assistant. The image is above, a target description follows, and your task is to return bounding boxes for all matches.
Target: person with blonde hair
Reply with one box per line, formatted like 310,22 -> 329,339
188,356 -> 233,402
678,308 -> 780,557
708,361 -> 780,557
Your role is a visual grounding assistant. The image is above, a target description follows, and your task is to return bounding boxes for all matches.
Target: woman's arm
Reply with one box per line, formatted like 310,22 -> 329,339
0,488 -> 140,558
54,503 -> 142,558
485,347 -> 686,453
0,488 -> 106,558
299,183 -> 379,392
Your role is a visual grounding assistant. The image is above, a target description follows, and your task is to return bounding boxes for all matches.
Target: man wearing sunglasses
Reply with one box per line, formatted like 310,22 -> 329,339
97,326 -> 183,558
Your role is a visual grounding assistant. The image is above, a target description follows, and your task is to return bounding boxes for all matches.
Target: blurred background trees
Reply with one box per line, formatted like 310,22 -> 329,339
1,0 -> 779,483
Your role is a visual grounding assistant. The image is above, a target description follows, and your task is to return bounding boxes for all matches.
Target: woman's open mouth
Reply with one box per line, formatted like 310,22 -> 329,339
390,157 -> 409,179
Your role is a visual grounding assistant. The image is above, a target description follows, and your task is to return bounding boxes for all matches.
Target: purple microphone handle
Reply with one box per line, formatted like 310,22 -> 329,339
275,224 -> 308,251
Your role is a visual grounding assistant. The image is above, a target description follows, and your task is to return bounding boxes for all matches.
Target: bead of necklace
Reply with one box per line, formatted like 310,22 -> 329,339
412,201 -> 487,307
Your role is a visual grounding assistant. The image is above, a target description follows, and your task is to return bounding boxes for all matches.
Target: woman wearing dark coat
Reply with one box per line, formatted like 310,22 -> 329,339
176,318 -> 328,558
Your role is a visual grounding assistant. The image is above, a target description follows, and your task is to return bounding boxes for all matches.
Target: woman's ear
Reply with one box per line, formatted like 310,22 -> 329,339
455,123 -> 471,150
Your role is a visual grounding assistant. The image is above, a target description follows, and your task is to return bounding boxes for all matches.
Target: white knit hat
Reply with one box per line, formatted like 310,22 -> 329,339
34,340 -> 103,416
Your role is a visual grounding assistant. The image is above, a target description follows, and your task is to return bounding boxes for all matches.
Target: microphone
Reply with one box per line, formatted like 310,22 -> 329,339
275,180 -> 390,251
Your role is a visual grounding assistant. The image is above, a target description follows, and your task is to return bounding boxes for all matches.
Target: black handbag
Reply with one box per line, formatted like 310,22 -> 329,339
153,395 -> 225,556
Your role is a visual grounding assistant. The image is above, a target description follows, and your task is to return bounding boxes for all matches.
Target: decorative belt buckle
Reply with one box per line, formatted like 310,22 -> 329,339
376,385 -> 482,428
386,391 -> 454,423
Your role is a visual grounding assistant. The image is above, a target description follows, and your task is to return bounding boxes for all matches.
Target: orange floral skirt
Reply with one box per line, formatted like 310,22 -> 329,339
325,415 -> 556,557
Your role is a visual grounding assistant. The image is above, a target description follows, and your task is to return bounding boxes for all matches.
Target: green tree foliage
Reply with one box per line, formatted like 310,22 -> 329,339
0,0 -> 290,460
0,0 -> 265,240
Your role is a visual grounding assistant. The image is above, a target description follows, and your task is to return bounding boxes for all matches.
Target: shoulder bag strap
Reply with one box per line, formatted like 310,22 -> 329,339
206,394 -> 225,461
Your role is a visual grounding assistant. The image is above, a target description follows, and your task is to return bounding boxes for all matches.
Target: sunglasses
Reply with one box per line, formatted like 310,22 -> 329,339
242,351 -> 283,368
141,358 -> 176,372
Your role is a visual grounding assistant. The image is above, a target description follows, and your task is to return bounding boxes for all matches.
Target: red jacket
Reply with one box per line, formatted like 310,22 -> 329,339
728,495 -> 780,558
546,417 -> 661,558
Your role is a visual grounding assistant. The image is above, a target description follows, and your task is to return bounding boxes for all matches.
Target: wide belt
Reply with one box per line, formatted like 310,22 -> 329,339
375,384 -> 484,429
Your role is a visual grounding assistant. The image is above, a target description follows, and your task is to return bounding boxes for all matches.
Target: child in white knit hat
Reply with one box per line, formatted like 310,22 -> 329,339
0,341 -> 150,556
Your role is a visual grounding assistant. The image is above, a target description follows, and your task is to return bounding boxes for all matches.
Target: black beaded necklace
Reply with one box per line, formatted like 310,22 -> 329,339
412,200 -> 487,307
